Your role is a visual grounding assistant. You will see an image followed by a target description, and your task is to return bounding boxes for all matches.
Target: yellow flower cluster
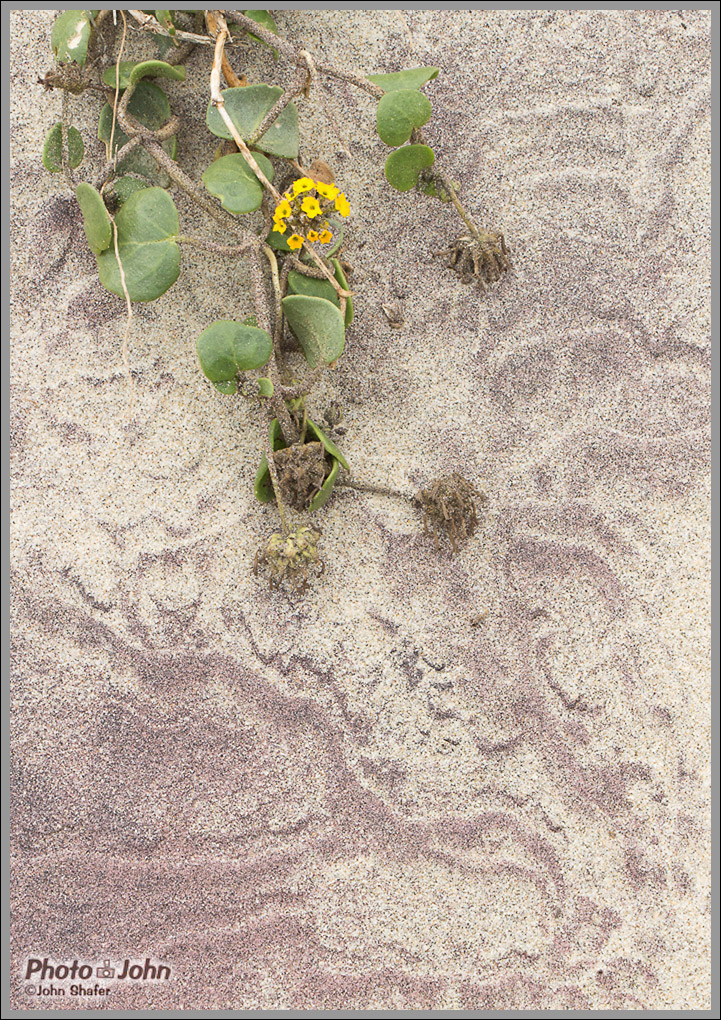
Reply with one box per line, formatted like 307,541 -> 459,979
272,177 -> 350,250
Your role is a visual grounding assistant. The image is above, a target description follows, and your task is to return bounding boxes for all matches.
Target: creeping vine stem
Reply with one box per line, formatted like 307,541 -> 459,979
43,8 -> 506,586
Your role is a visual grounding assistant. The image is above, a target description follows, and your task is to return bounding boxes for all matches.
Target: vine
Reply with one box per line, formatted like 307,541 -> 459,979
41,9 -> 507,590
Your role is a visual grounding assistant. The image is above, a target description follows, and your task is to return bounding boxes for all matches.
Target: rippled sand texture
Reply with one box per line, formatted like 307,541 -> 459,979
10,9 -> 710,1011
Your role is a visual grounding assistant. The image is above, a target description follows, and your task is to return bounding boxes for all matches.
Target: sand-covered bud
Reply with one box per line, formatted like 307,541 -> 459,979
38,64 -> 93,94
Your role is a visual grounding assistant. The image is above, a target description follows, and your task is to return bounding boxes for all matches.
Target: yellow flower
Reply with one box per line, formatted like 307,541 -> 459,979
301,195 -> 322,219
316,182 -> 339,200
334,192 -> 350,217
273,220 -> 287,235
318,229 -> 333,244
274,199 -> 292,219
307,230 -> 319,242
287,233 -> 304,250
292,177 -> 315,196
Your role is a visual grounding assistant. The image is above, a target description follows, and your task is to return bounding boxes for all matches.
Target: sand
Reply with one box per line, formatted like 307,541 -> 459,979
10,8 -> 711,1011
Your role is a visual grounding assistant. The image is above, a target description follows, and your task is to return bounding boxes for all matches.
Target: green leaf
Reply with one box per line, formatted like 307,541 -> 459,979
266,227 -> 291,251
367,67 -> 439,92
286,259 -> 353,327
384,144 -> 435,192
282,295 -> 346,368
102,60 -> 186,89
98,80 -> 177,183
43,124 -> 84,173
287,271 -> 339,306
213,379 -> 239,395
154,34 -> 175,59
75,183 -> 111,255
306,418 -> 350,472
130,59 -> 185,86
51,10 -> 92,66
97,187 -> 180,302
201,151 -> 274,214
206,85 -> 299,158
155,10 -> 176,32
243,10 -> 279,57
254,417 -> 284,503
417,173 -> 454,201
102,61 -> 135,89
196,321 -> 273,383
258,377 -> 274,397
376,89 -> 432,147
111,176 -> 148,204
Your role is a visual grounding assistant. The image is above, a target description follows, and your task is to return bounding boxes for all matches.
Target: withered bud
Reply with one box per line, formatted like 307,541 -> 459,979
38,64 -> 93,95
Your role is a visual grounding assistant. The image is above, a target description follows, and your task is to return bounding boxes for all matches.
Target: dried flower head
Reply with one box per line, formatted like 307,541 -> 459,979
435,232 -> 510,289
254,525 -> 323,591
415,473 -> 487,554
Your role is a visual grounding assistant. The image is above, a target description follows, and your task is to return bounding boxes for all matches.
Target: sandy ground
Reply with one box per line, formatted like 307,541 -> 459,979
10,8 -> 711,1011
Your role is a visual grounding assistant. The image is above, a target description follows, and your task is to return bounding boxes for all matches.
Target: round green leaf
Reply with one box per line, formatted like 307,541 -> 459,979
197,321 -> 273,382
376,89 -> 432,147
241,9 -> 279,56
98,80 -> 177,183
111,176 -> 148,204
258,377 -> 274,397
287,271 -> 339,307
287,259 -> 353,327
367,67 -> 439,92
282,295 -> 346,368
384,144 -> 435,192
51,10 -> 92,66
97,187 -> 180,302
101,61 -> 138,89
102,60 -> 186,89
43,124 -> 84,173
266,227 -> 291,251
201,151 -> 274,214
99,81 -> 171,146
213,379 -> 239,395
206,85 -> 299,158
75,183 -> 112,255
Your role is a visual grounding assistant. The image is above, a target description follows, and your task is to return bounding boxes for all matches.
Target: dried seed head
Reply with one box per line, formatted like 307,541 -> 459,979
415,472 -> 487,554
255,526 -> 323,591
436,233 -> 510,290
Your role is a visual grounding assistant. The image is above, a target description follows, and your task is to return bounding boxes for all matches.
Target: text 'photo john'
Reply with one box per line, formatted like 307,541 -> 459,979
25,957 -> 171,982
